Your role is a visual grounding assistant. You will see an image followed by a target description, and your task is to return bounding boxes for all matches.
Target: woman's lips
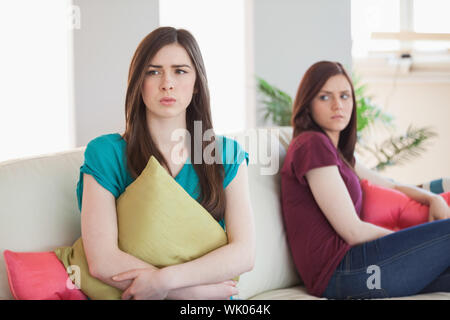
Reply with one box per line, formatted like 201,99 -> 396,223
331,115 -> 344,119
160,97 -> 176,106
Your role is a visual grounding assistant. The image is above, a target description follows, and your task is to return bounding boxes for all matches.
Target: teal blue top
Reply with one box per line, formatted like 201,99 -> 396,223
76,133 -> 249,229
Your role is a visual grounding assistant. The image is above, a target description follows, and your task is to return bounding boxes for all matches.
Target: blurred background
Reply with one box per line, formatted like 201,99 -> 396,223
0,0 -> 448,184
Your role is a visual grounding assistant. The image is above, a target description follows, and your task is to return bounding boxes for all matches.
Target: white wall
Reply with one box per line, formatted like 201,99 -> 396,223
253,0 -> 352,126
72,0 -> 159,147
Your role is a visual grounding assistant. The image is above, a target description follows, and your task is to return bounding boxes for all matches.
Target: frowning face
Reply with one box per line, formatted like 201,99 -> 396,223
310,74 -> 354,144
141,43 -> 197,121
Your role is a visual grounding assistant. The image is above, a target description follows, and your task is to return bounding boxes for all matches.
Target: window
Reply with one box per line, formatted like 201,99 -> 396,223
414,0 -> 450,33
159,0 -> 246,134
351,0 -> 401,56
352,0 -> 450,56
0,0 -> 74,162
413,0 -> 450,51
352,0 -> 450,76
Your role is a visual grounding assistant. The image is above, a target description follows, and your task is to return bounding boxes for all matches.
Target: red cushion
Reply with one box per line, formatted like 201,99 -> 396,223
360,179 -> 450,231
3,250 -> 87,300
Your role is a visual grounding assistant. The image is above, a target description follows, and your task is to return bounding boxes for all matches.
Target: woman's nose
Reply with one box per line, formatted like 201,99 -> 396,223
332,98 -> 343,110
160,75 -> 174,91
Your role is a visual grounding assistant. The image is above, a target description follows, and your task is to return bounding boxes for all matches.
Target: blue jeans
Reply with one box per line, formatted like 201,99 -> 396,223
323,219 -> 450,299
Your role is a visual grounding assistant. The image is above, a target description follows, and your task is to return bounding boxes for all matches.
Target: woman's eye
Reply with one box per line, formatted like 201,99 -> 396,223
175,69 -> 187,74
146,70 -> 159,76
319,95 -> 329,101
341,94 -> 350,99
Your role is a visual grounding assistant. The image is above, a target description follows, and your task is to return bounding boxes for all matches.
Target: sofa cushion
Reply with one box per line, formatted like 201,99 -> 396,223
249,285 -> 325,300
54,156 -> 229,300
3,250 -> 87,300
249,286 -> 450,300
361,179 -> 450,231
225,127 -> 302,300
361,179 -> 427,231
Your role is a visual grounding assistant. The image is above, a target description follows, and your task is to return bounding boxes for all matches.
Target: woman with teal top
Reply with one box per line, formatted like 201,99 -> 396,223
78,27 -> 255,300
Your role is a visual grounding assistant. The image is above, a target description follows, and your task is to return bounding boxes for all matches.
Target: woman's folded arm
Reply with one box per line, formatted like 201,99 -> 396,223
81,172 -> 245,298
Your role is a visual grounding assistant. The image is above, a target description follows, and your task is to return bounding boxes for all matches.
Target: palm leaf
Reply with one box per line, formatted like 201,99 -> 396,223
357,126 -> 437,171
256,77 -> 292,126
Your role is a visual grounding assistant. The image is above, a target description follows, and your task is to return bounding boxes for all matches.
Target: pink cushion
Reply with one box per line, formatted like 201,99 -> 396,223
360,179 -> 450,231
3,250 -> 87,300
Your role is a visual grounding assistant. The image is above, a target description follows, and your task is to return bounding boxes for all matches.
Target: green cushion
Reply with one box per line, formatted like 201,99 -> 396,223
55,156 -> 228,300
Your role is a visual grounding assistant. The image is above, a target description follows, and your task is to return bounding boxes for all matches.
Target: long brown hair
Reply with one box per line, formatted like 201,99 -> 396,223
291,61 -> 357,167
122,27 -> 226,221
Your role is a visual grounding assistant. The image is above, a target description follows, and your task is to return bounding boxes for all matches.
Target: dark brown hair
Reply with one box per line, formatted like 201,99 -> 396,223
122,27 -> 225,221
291,61 -> 357,167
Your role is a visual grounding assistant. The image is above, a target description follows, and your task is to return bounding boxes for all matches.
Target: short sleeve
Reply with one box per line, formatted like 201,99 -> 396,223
76,134 -> 126,212
291,132 -> 340,185
220,136 -> 249,189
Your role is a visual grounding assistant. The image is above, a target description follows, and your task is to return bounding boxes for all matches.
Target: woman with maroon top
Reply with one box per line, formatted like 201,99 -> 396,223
280,61 -> 450,299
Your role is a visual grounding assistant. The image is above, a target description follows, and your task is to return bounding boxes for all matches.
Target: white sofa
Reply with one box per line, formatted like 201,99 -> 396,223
0,127 -> 449,300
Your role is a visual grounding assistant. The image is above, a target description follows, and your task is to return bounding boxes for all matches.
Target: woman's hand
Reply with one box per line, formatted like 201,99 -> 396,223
428,195 -> 450,222
112,268 -> 169,300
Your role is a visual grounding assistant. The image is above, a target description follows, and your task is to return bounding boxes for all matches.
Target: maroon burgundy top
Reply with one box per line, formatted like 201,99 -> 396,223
280,131 -> 363,297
